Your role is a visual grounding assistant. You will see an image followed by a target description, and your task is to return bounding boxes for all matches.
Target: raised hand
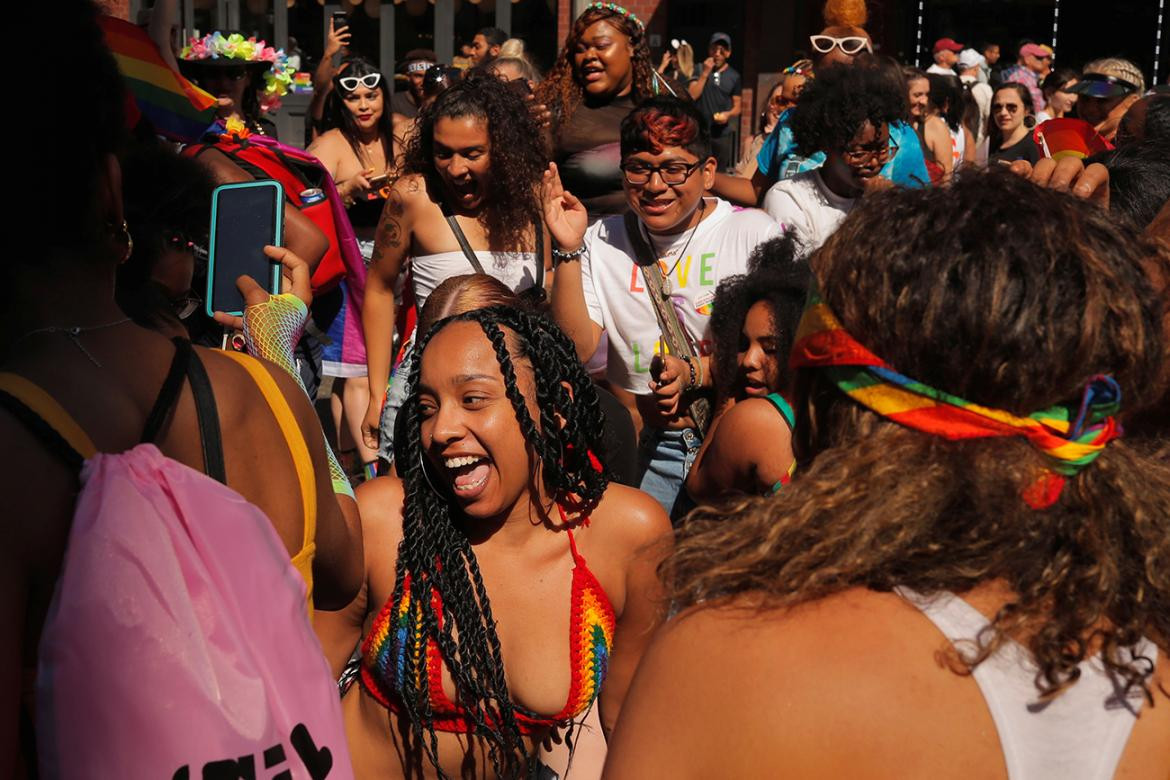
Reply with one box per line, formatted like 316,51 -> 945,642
541,162 -> 588,252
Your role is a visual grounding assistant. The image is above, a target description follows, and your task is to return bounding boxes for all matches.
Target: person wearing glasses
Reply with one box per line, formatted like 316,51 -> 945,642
712,0 -> 929,206
763,65 -> 908,255
116,142 -> 216,339
1068,58 -> 1146,142
1001,43 -> 1051,123
988,83 -> 1041,166
307,56 -> 396,481
546,97 -> 781,520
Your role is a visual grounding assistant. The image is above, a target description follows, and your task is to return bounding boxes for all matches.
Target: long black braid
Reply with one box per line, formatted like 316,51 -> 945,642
390,306 -> 610,778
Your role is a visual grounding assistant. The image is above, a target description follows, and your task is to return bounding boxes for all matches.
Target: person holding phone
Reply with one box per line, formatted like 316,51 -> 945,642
308,55 -> 396,480
309,14 -> 353,142
1,5 -> 362,772
360,71 -> 551,465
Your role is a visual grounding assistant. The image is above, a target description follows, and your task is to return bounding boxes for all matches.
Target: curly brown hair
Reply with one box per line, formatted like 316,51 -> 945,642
535,6 -> 658,127
401,70 -> 546,252
665,170 -> 1170,703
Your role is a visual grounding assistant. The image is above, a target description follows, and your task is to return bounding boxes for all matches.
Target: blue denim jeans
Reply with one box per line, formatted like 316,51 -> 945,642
638,427 -> 701,523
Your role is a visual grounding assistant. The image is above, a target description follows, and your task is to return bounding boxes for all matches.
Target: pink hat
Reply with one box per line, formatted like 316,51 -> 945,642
1020,43 -> 1052,59
933,37 -> 963,53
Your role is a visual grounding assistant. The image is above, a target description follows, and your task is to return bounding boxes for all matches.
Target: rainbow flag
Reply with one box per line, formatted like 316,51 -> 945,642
99,16 -> 217,142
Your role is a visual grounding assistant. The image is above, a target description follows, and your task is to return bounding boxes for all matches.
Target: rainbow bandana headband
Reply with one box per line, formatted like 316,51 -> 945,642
789,291 -> 1122,508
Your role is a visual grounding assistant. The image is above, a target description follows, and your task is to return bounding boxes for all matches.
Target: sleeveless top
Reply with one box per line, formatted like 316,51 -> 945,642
409,250 -> 542,310
765,393 -> 797,494
898,587 -> 1155,780
949,125 -> 966,167
360,527 -> 617,735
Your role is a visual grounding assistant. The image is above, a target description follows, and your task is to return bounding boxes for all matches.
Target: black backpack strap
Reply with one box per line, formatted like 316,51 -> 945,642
0,389 -> 85,472
140,338 -> 193,444
185,348 -> 228,484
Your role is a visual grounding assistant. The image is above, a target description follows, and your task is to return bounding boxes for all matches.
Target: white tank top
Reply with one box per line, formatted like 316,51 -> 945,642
949,125 -> 966,166
408,250 -> 541,309
897,587 -> 1154,780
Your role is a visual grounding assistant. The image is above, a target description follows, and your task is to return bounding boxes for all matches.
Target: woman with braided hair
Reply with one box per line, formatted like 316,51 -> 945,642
319,305 -> 670,778
605,170 -> 1170,777
534,2 -> 684,219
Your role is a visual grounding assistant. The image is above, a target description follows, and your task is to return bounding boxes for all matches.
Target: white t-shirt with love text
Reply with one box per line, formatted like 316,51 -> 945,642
581,197 -> 781,394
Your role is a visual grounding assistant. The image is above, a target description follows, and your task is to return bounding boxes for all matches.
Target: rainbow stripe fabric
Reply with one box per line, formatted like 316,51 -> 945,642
100,16 -> 217,142
789,292 -> 1121,507
359,530 -> 616,734
565,561 -> 616,716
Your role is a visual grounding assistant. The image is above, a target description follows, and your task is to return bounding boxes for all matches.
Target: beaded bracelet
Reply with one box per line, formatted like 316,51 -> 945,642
553,244 -> 587,263
682,355 -> 698,390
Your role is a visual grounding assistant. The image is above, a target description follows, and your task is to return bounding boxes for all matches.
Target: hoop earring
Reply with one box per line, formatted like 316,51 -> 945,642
112,219 -> 134,263
418,450 -> 444,495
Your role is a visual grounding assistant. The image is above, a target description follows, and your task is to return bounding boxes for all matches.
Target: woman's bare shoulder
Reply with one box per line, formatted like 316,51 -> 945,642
355,474 -> 405,545
590,481 -> 672,549
605,588 -> 981,778
307,128 -> 347,155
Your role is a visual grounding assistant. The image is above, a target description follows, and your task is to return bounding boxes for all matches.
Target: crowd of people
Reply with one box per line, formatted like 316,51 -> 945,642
2,0 -> 1169,778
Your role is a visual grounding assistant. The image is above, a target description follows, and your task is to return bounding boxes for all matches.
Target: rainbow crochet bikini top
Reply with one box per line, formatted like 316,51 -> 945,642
360,527 -> 616,735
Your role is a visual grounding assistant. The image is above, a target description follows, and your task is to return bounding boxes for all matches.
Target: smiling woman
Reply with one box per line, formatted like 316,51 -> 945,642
536,3 -> 679,218
317,306 -> 671,778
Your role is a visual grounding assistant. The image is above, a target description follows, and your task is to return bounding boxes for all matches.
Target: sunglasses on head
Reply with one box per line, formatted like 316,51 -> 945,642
809,35 -> 871,56
339,73 -> 383,92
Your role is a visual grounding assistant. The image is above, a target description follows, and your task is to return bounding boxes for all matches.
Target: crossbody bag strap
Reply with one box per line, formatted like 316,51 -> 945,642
622,212 -> 712,435
439,201 -> 487,275
533,217 -> 545,291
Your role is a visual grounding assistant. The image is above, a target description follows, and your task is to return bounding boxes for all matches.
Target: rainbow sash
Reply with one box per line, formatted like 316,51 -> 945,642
789,292 -> 1121,507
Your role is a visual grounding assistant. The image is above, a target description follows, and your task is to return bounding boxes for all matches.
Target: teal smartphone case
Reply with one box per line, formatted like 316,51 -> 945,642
205,180 -> 285,318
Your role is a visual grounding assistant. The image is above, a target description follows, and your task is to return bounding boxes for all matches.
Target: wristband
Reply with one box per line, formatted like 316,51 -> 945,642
552,244 -> 587,264
682,355 -> 698,390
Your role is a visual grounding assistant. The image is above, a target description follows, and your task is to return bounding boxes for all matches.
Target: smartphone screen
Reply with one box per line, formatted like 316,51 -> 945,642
206,181 -> 283,317
332,10 -> 349,30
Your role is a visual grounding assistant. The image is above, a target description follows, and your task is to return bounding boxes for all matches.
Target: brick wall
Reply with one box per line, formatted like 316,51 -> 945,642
101,0 -> 131,20
556,0 -> 669,55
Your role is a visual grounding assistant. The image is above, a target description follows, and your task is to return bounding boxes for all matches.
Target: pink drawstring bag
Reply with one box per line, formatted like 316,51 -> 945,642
35,445 -> 354,780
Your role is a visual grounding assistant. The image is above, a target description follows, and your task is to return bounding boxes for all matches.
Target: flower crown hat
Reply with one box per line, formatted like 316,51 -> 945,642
180,31 -> 294,113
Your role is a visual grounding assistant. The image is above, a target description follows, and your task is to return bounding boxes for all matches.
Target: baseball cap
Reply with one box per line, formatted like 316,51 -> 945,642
710,32 -> 732,49
1019,43 -> 1051,59
957,48 -> 985,70
933,38 -> 963,53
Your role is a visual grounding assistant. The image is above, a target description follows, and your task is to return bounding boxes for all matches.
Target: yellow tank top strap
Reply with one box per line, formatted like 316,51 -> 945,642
0,373 -> 97,458
218,351 -> 317,609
